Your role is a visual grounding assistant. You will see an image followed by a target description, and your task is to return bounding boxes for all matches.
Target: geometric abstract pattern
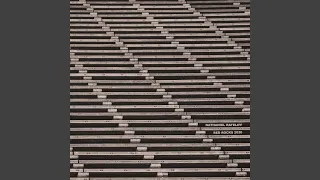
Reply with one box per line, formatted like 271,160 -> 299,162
70,0 -> 250,179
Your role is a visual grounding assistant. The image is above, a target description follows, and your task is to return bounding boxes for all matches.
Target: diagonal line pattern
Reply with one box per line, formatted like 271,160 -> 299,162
70,0 -> 250,179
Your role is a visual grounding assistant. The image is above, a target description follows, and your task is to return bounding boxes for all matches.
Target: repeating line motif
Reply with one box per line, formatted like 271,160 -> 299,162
70,0 -> 250,179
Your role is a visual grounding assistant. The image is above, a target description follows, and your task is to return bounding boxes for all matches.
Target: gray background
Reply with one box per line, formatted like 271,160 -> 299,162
0,0 -> 319,179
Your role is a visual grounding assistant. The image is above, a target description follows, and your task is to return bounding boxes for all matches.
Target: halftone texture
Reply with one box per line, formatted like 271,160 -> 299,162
70,0 -> 250,179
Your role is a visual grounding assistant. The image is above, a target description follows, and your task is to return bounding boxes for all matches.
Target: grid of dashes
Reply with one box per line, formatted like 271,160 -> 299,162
70,0 -> 250,179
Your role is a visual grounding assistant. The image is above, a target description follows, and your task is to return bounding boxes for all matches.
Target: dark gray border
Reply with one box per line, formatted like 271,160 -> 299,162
252,0 -> 320,179
1,0 -> 319,179
0,0 -> 69,179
